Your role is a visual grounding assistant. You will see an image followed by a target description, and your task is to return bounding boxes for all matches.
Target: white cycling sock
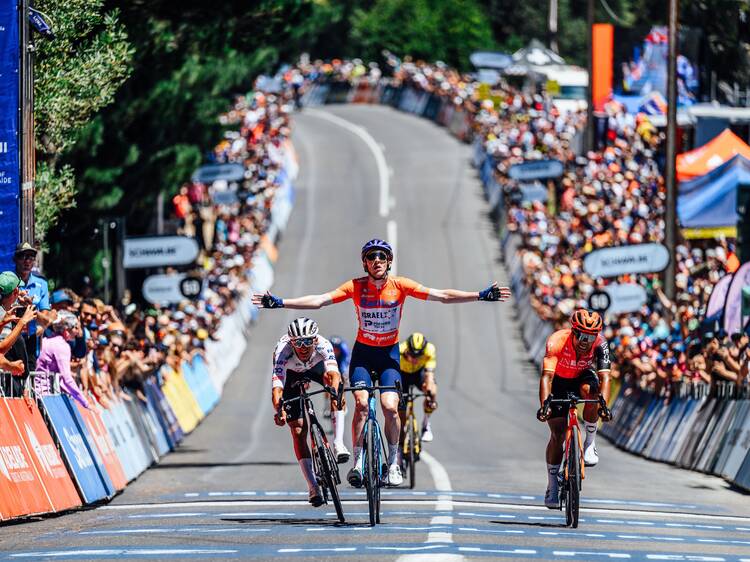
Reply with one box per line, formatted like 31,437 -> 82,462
584,421 -> 598,449
547,463 -> 560,489
333,410 -> 347,447
388,443 -> 399,466
422,413 -> 431,429
299,458 -> 318,493
353,446 -> 363,468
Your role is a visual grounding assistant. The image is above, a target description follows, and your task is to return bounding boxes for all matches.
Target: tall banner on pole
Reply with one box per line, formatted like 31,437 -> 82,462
592,24 -> 614,111
0,0 -> 20,271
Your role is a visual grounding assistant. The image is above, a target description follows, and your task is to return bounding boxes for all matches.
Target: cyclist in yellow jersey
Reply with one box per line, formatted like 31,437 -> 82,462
399,333 -> 438,443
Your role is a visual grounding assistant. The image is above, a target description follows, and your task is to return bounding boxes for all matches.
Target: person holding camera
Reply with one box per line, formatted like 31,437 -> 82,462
0,271 -> 37,395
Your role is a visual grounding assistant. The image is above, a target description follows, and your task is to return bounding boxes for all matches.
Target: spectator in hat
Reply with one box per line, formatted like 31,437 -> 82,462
13,242 -> 53,368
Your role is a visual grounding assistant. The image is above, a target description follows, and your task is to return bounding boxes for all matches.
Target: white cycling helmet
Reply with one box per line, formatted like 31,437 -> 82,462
288,317 -> 319,340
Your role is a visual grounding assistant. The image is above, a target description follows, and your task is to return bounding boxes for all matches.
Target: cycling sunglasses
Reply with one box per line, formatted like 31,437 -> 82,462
291,337 -> 315,348
365,251 -> 389,262
573,330 -> 597,344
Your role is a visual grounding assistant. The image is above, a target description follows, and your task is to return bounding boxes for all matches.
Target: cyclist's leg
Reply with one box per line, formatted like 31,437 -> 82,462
283,374 -> 318,499
398,372 -> 418,447
379,345 -> 403,467
420,368 -> 437,434
545,376 -> 571,507
579,369 -> 601,465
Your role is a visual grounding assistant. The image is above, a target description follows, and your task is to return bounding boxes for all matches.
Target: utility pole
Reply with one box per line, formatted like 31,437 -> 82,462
19,0 -> 35,244
549,0 -> 559,54
664,0 -> 679,300
586,0 -> 595,152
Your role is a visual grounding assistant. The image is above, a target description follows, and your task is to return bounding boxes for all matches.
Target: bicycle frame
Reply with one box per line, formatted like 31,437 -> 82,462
563,402 -> 586,482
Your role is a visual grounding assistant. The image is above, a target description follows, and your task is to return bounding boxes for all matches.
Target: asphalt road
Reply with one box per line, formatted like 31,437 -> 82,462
1,105 -> 749,561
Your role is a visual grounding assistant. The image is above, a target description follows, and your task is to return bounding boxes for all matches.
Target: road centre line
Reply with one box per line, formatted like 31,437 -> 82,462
388,219 -> 398,275
306,108 -> 390,218
397,450 -> 465,562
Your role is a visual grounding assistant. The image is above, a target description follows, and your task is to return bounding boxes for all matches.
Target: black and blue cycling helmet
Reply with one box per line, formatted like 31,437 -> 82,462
361,239 -> 393,260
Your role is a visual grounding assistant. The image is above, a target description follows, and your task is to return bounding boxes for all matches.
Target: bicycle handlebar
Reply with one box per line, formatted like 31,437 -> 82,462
539,394 -> 612,422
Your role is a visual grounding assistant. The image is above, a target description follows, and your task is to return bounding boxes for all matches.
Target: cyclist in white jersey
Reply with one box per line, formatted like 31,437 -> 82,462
272,318 -> 344,507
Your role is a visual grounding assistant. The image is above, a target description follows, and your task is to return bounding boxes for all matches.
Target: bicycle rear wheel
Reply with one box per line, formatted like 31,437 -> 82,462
365,422 -> 378,526
565,426 -> 581,528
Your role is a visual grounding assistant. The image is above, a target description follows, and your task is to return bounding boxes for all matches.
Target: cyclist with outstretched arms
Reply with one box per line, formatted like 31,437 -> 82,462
272,318 -> 343,507
254,239 -> 511,487
536,309 -> 612,508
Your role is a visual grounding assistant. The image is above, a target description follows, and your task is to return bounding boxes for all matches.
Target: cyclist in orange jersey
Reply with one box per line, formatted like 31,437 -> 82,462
253,239 -> 511,487
536,309 -> 612,508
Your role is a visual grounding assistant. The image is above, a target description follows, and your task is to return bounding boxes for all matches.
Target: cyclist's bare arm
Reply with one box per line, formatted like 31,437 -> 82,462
597,369 -> 611,400
282,294 -> 334,309
251,292 -> 334,309
272,386 -> 283,411
425,283 -> 511,303
539,370 -> 554,407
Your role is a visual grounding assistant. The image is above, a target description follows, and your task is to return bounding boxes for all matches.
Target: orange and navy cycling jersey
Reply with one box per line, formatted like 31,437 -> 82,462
542,328 -> 611,379
327,276 -> 430,347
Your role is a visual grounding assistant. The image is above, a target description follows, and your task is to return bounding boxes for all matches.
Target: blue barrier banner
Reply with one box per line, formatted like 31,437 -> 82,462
137,394 -> 171,457
0,0 -> 20,271
100,404 -> 138,482
117,399 -> 155,474
40,396 -> 110,503
143,380 -> 177,451
192,355 -> 220,411
145,378 -> 184,445
63,396 -> 115,497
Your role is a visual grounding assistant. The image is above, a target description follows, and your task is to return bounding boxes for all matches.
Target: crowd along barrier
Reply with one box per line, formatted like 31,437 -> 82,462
600,384 -> 750,492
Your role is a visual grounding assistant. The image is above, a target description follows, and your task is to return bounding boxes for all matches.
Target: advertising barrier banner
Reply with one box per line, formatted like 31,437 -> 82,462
724,262 -> 750,334
75,403 -> 128,491
0,398 -> 54,519
40,395 -> 110,504
63,396 -> 115,497
583,243 -> 670,278
5,398 -> 81,512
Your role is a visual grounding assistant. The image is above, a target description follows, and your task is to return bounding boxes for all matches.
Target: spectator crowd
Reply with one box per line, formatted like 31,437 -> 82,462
0,75 -> 302,413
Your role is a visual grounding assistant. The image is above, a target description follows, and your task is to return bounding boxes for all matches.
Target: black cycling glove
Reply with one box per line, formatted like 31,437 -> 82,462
261,293 -> 284,309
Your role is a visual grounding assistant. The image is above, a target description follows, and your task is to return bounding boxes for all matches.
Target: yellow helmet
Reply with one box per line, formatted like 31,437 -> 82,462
406,332 -> 428,356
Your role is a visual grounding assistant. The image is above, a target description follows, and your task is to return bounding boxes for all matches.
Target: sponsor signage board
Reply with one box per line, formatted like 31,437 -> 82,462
508,159 -> 564,181
142,273 -> 202,304
191,162 -> 245,184
604,283 -> 648,314
583,243 -> 670,278
520,181 -> 548,203
124,236 -> 199,269
587,290 -> 611,313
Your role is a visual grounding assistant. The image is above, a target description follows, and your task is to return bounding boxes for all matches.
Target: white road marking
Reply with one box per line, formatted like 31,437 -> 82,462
397,451 -> 464,562
100,499 -> 750,523
306,109 -> 390,217
459,547 -> 537,555
10,549 -> 238,558
388,219 -> 398,275
279,547 -> 357,553
555,552 -> 631,559
79,527 -> 270,535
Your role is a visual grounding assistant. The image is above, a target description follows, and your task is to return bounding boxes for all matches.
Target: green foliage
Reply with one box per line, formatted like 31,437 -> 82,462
351,0 -> 495,69
34,0 -> 133,241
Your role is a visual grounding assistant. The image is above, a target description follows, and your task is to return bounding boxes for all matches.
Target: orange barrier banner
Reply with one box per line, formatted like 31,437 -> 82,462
4,398 -> 81,512
592,24 -> 614,111
76,403 -> 128,491
0,399 -> 54,519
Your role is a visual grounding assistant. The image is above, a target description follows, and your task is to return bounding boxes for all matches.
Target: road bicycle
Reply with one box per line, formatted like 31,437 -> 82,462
541,393 -> 611,528
345,380 -> 402,526
400,387 -> 426,489
280,378 -> 345,523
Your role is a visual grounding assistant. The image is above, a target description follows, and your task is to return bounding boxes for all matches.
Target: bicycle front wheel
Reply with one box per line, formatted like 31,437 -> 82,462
312,425 -> 345,523
566,426 -> 581,528
365,422 -> 379,526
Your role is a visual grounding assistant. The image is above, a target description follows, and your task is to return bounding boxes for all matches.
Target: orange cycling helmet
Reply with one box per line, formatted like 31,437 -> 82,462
570,309 -> 603,334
